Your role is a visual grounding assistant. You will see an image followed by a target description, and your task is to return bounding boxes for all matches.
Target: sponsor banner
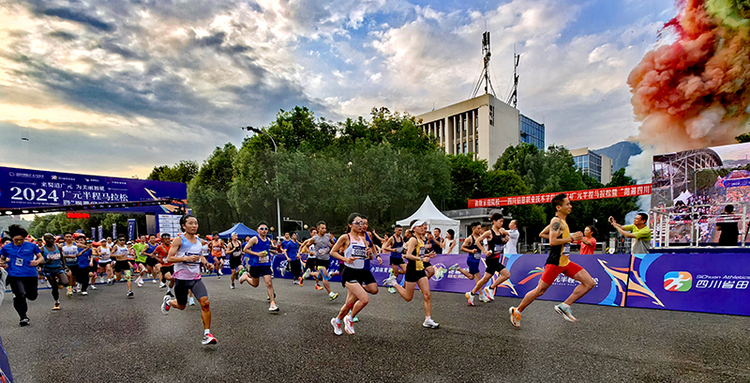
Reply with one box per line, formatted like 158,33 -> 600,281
267,253 -> 629,307
0,166 -> 186,214
112,223 -> 117,238
127,219 -> 136,240
469,184 -> 652,208
97,226 -> 103,241
91,227 -> 96,240
626,253 -> 750,316
723,177 -> 750,187
493,254 -> 631,306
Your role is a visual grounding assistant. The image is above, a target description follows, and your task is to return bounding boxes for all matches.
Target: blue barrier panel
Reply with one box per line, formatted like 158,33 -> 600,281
626,253 -> 750,316
493,254 -> 632,306
0,333 -> 14,383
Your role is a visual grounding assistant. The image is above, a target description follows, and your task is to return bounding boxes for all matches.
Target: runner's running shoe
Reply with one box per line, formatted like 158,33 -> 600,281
52,302 -> 61,311
127,290 -> 134,299
202,333 -> 217,345
554,304 -> 578,322
448,263 -> 460,271
269,303 -> 279,312
465,292 -> 475,306
422,319 -> 440,329
343,315 -> 355,335
315,284 -> 324,291
484,286 -> 495,301
329,292 -> 339,301
330,318 -> 342,336
161,295 -> 171,314
382,275 -> 397,287
509,307 -> 521,328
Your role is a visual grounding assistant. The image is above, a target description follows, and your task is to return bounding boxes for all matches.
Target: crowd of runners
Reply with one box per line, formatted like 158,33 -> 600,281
1,193 -> 633,344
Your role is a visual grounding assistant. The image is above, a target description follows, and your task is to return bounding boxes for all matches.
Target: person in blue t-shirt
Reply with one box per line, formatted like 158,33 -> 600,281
282,233 -> 303,284
0,225 -> 43,326
76,237 -> 94,295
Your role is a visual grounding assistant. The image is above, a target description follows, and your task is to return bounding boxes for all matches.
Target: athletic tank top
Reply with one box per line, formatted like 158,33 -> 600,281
408,236 -> 426,271
546,221 -> 571,267
487,228 -> 507,260
313,234 -> 332,261
466,235 -> 481,260
62,243 -> 78,265
251,237 -> 272,266
211,241 -> 224,257
343,234 -> 368,270
112,245 -> 129,260
391,236 -> 404,257
173,236 -> 203,280
42,246 -> 63,271
229,240 -> 242,257
201,242 -> 209,257
99,246 -> 111,262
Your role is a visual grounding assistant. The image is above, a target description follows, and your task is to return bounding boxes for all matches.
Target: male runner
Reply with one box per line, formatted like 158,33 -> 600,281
238,222 -> 279,312
302,222 -> 339,301
111,236 -> 134,298
154,233 -> 175,297
226,233 -> 243,289
141,235 -> 160,284
472,214 -> 512,301
132,237 -> 148,287
509,193 -> 595,327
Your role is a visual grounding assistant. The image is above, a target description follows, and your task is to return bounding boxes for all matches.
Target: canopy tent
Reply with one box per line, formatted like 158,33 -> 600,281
673,190 -> 693,206
218,223 -> 260,239
396,196 -> 460,238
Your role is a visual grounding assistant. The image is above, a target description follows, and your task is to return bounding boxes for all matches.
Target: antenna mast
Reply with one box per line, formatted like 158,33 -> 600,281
507,49 -> 520,108
471,31 -> 496,98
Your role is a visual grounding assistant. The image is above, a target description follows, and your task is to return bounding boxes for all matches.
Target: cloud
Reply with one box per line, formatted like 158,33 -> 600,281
0,0 -> 677,178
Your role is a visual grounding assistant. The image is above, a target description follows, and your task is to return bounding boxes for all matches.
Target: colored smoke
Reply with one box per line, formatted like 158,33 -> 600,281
627,0 -> 750,153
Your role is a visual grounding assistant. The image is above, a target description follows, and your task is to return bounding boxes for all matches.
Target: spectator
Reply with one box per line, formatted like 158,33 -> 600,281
579,226 -> 597,254
716,205 -> 740,246
609,213 -> 651,254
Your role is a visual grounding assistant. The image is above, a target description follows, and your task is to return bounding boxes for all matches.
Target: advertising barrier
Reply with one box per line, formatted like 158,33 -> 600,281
626,253 -> 750,316
221,251 -> 750,316
0,334 -> 14,383
493,254 -> 631,306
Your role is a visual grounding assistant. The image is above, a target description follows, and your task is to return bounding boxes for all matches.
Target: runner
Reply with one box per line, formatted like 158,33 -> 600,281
470,213 -> 512,302
301,228 -> 318,288
509,193 -> 595,327
200,235 -> 213,276
133,237 -> 148,287
141,235 -> 160,284
449,222 -> 489,305
210,233 -> 225,278
97,239 -> 113,284
329,213 -> 379,335
75,236 -> 93,295
39,233 -> 69,310
302,222 -> 339,301
282,233 -> 302,284
154,233 -> 175,297
238,222 -> 279,312
88,241 -> 99,290
110,236 -> 135,298
382,224 -> 406,294
383,220 -> 440,329
226,233 -> 243,289
61,232 -> 80,296
0,225 -> 43,326
160,214 -> 217,345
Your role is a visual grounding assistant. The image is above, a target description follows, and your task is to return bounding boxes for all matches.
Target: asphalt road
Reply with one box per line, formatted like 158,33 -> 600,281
1,275 -> 749,383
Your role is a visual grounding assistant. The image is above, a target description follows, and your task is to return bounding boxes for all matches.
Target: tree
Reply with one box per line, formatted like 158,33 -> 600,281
736,133 -> 750,143
445,154 -> 488,210
147,160 -> 198,183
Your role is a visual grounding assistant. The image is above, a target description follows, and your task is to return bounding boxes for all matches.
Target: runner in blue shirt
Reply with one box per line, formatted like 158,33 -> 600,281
0,225 -> 43,326
282,233 -> 303,284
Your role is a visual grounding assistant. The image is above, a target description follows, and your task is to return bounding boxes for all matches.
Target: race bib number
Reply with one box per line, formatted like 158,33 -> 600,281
563,244 -> 571,256
259,252 -> 269,263
494,244 -> 504,253
473,252 -> 481,260
352,245 -> 367,259
317,248 -> 328,256
47,252 -> 60,260
395,246 -> 403,253
15,257 -> 24,266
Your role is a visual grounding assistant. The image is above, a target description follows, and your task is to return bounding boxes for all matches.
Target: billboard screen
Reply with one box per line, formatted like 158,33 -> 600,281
0,166 -> 186,214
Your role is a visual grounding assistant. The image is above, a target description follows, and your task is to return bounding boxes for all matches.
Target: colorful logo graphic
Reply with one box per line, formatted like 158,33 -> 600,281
431,263 -> 447,282
664,271 -> 692,292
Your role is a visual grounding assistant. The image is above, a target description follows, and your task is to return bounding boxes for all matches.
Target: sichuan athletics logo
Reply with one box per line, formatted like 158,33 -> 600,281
663,271 -> 692,292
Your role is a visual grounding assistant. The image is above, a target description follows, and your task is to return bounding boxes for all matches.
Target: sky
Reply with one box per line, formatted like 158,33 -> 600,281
0,0 -> 676,178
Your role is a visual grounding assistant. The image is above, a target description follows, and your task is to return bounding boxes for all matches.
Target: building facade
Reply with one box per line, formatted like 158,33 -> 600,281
570,147 -> 613,184
417,94 -> 544,167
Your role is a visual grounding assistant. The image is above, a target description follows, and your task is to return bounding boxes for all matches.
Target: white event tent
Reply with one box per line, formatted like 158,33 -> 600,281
396,196 -> 460,237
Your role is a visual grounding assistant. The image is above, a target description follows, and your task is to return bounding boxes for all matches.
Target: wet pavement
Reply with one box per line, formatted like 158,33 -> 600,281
1,276 -> 749,383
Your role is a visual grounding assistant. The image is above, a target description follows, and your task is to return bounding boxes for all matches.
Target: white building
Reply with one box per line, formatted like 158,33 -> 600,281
570,147 -> 613,185
417,94 -> 544,167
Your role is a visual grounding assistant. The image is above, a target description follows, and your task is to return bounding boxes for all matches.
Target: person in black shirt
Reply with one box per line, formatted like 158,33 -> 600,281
716,205 -> 740,246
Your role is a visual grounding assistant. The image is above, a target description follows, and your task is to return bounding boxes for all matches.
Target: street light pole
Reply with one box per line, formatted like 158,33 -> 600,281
242,126 -> 281,238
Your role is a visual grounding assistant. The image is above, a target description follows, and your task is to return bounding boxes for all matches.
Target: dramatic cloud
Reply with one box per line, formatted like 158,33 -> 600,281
0,0 -> 676,178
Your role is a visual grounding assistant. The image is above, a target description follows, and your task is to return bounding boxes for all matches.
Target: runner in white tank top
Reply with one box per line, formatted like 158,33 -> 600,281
329,213 -> 379,336
160,215 -> 216,346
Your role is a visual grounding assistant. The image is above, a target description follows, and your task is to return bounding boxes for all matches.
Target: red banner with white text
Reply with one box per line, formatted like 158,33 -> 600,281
468,184 -> 652,208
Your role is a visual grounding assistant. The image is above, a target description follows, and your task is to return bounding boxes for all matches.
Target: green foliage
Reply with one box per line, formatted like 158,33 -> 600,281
736,133 -> 750,143
147,160 -> 198,183
445,154 -> 488,210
